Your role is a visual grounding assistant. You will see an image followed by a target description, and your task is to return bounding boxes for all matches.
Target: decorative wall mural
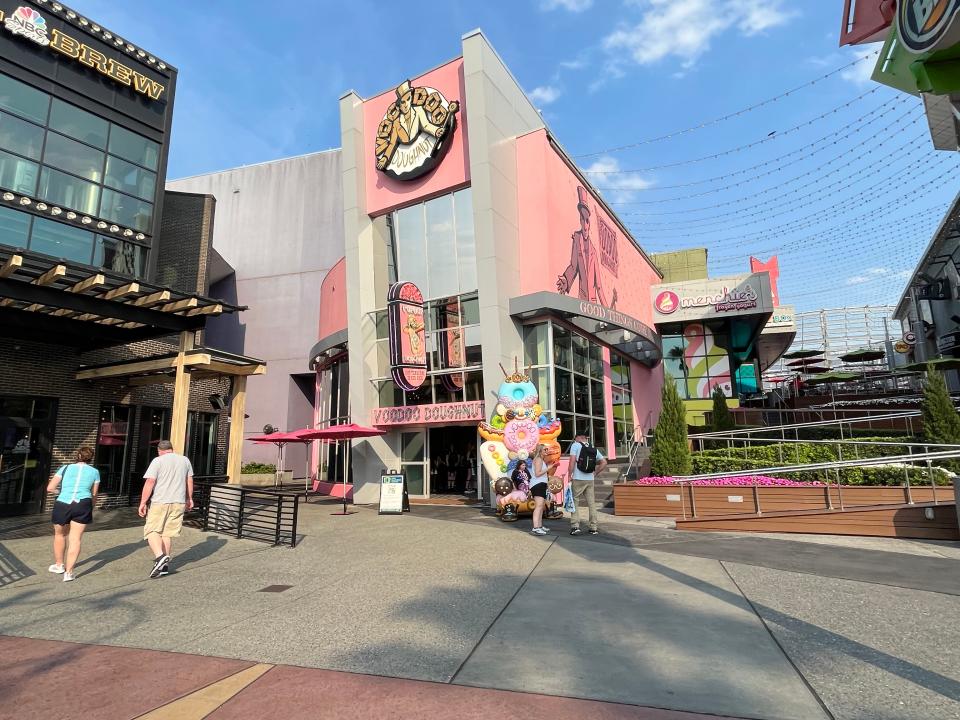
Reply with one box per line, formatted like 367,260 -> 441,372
556,186 -> 618,309
683,323 -> 732,398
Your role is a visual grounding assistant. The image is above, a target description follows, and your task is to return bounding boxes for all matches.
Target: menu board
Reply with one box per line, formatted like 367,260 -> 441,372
379,473 -> 406,514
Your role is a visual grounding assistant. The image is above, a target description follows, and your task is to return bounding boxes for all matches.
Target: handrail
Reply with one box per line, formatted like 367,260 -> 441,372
670,448 -> 960,482
692,436 -> 960,449
691,411 -> 920,438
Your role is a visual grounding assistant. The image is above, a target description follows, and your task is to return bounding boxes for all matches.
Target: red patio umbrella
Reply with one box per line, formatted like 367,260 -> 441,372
311,423 -> 386,515
247,431 -> 305,487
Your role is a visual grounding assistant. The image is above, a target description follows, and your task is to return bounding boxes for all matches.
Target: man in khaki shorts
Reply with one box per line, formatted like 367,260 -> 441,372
139,440 -> 194,578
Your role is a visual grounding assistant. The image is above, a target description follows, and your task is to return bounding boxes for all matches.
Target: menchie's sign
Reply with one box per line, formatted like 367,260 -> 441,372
651,273 -> 773,322
372,401 -> 485,427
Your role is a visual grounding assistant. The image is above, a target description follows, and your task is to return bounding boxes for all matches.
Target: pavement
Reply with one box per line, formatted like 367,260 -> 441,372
0,500 -> 958,720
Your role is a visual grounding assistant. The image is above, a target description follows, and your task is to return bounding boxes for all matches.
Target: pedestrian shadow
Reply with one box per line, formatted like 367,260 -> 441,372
0,542 -> 35,588
173,535 -> 229,569
75,540 -> 142,576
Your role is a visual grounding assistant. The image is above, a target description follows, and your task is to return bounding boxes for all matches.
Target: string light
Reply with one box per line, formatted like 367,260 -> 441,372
605,106 -> 921,206
584,87 -> 885,174
576,50 -> 883,158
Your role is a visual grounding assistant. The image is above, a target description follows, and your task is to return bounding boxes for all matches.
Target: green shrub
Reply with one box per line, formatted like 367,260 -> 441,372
710,387 -> 735,433
241,462 -> 276,474
651,375 -> 692,476
922,369 -> 960,447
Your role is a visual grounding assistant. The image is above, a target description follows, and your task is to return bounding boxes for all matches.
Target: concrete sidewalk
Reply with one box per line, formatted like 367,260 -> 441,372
2,502 -> 959,719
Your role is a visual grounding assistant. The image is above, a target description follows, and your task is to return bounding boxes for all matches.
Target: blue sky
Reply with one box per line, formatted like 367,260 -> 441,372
70,0 -> 960,314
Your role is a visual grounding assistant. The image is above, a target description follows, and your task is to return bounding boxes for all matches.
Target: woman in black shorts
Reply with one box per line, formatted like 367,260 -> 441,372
529,445 -> 550,535
47,447 -> 100,582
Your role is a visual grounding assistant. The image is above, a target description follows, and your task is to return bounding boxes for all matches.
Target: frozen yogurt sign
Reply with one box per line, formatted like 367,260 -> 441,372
652,275 -> 772,322
656,285 -> 758,315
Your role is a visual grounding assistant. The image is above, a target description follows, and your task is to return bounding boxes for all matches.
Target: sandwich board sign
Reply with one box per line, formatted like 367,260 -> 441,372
379,472 -> 407,514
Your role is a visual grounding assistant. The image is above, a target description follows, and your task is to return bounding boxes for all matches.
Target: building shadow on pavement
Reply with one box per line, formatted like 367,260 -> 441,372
555,531 -> 960,708
0,542 -> 35,588
75,540 -> 144,576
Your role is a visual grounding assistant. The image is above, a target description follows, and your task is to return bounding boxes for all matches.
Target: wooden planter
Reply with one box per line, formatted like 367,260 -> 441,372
613,483 -> 956,519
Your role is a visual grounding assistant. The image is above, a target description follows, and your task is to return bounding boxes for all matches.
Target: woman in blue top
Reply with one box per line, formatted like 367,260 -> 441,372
46,447 -> 100,582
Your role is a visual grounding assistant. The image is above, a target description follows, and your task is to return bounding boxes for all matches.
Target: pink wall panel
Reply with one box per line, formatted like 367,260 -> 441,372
362,59 -> 470,217
318,257 -> 348,341
515,129 -> 661,326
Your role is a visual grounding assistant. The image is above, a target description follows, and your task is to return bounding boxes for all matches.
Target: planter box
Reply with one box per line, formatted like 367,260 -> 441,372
238,470 -> 293,487
613,483 -> 956,519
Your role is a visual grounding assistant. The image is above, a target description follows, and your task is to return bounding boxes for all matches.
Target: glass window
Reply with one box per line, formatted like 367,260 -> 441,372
93,236 -> 142,275
530,367 -> 550,411
109,125 -> 159,170
30,218 -> 94,264
0,205 -> 31,247
426,195 -> 457,299
401,432 -> 425,462
38,166 -> 99,215
453,188 -> 475,292
395,203 -> 426,292
0,111 -> 44,159
591,379 -> 604,417
575,416 -> 592,440
378,379 -> 403,408
523,324 -> 548,366
464,371 -> 483,401
0,148 -> 38,194
572,335 -> 589,375
592,419 -> 607,452
99,188 -> 152,232
460,294 -> 479,325
573,374 -> 590,415
104,155 -> 155,200
555,369 -> 572,413
373,310 -> 388,339
557,413 -> 573,447
43,132 -> 104,182
404,464 -> 425,496
589,344 -> 603,379
0,74 -> 49,124
49,100 -> 108,149
553,323 -> 571,369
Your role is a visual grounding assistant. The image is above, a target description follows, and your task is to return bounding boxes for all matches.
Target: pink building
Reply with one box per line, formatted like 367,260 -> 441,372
319,31 -> 665,503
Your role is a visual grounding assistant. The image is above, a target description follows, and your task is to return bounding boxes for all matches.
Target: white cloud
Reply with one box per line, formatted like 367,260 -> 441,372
841,43 -> 882,85
846,267 -> 910,285
528,84 -> 563,106
560,57 -> 588,70
583,156 -> 654,203
604,0 -> 796,69
540,0 -> 593,11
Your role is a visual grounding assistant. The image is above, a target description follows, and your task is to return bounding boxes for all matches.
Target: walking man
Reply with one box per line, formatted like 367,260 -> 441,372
567,433 -> 607,536
138,440 -> 193,578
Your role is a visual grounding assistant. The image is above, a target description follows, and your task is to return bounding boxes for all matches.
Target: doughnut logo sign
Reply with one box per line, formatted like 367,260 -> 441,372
387,281 -> 427,392
655,290 -> 680,315
897,0 -> 960,53
375,80 -> 460,181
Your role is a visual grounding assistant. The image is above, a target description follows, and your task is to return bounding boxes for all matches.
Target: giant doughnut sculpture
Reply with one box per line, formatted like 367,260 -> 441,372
479,359 -> 565,522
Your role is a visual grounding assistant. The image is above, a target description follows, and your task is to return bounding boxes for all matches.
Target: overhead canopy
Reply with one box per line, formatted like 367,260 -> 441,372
783,349 -> 824,359
0,248 -> 243,347
76,347 -> 266,384
904,357 -> 960,372
510,291 -> 661,367
839,348 -> 885,363
805,371 -> 860,385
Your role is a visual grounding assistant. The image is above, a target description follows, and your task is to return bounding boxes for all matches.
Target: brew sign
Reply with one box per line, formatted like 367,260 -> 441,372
387,281 -> 427,392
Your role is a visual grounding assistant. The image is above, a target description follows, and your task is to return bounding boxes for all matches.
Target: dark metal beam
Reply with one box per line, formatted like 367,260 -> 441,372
0,278 -> 204,332
0,308 -> 179,349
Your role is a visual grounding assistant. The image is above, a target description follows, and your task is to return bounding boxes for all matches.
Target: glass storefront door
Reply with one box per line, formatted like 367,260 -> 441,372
400,431 -> 427,497
186,411 -> 219,477
0,396 -> 57,516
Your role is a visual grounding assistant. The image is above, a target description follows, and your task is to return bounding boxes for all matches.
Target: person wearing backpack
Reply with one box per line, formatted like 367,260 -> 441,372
46,446 -> 100,582
566,433 -> 607,535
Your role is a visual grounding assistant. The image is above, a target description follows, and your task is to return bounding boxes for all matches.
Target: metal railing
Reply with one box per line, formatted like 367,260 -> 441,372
200,480 -> 299,547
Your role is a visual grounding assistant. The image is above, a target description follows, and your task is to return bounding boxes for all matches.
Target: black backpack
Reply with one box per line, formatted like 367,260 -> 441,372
575,443 -> 598,474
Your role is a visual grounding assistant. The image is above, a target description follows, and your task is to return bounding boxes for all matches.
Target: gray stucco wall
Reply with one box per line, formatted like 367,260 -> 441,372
167,151 -> 345,469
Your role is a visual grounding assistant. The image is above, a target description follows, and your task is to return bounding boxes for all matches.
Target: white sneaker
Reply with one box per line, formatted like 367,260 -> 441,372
63,572 -> 75,582
48,564 -> 65,574
541,525 -> 550,532
530,527 -> 547,535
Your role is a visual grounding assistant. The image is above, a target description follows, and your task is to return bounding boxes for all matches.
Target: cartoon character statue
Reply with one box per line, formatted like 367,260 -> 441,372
478,360 -> 565,522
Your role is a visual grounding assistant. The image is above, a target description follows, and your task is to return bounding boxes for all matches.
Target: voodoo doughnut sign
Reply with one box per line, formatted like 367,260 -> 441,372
387,281 -> 427,392
374,79 -> 460,180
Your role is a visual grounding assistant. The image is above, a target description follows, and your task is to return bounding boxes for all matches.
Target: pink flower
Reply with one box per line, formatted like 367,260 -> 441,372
633,475 -> 823,487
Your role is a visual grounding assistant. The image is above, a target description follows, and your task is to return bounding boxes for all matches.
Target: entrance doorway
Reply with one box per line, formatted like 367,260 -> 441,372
0,396 -> 58,517
428,425 -> 477,497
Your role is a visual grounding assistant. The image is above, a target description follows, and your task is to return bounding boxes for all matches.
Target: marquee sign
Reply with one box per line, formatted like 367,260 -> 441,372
897,0 -> 960,53
371,401 -> 485,427
387,281 -> 427,392
375,80 -> 459,180
1,6 -> 165,100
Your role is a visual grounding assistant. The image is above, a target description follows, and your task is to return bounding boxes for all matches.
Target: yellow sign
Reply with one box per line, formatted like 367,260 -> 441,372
894,340 -> 910,354
1,7 -> 165,101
